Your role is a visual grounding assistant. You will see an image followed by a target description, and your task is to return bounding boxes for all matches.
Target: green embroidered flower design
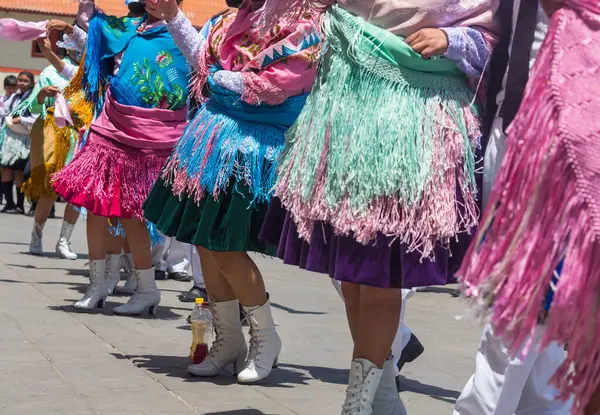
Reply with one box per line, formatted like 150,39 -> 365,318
131,58 -> 184,109
104,16 -> 136,39
155,51 -> 173,69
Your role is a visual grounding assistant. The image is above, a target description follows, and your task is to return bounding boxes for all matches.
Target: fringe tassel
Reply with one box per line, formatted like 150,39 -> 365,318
63,52 -> 96,129
458,9 -> 600,413
81,15 -> 108,113
22,114 -> 81,200
275,32 -> 480,256
257,0 -> 330,34
52,137 -> 168,220
162,100 -> 286,206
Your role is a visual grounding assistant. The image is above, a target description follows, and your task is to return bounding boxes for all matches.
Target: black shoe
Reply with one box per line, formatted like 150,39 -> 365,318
179,286 -> 208,303
2,204 -> 19,214
397,333 -> 425,373
169,271 -> 192,282
26,203 -> 36,217
155,269 -> 167,280
186,314 -> 191,324
48,205 -> 56,219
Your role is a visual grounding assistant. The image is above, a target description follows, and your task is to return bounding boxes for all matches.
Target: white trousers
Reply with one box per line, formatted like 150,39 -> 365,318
453,324 -> 571,415
189,245 -> 204,287
330,279 -> 415,376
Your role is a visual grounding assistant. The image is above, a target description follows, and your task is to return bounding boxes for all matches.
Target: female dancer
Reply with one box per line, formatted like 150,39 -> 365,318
0,71 -> 35,214
143,0 -> 321,383
23,37 -> 82,259
257,0 -> 498,412
50,0 -> 188,315
459,0 -> 600,414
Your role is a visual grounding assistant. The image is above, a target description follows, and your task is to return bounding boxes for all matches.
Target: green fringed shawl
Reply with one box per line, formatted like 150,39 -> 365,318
275,5 -> 481,255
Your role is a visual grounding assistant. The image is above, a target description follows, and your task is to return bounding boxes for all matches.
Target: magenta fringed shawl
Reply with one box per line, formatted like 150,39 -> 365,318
458,1 -> 600,413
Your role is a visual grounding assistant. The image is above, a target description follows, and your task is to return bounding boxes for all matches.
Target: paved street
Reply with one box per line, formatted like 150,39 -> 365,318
0,203 -> 484,414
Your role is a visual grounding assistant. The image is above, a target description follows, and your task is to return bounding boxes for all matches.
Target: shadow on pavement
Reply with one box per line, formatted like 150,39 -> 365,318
270,301 -> 327,316
205,411 -> 272,415
277,363 -> 347,385
416,286 -> 460,297
114,353 -> 314,388
0,278 -> 26,283
6,263 -> 89,278
399,376 -> 460,405
0,241 -> 29,246
48,302 -> 185,320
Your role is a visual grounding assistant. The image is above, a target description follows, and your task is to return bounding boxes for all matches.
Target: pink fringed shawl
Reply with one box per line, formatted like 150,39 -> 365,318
191,3 -> 321,106
0,19 -> 47,41
458,1 -> 600,413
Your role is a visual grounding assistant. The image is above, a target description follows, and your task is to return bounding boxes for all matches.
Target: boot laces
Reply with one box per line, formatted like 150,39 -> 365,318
204,306 -> 226,362
246,324 -> 266,365
342,371 -> 371,413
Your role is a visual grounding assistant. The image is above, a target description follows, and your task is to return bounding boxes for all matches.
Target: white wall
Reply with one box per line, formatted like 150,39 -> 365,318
0,11 -> 72,89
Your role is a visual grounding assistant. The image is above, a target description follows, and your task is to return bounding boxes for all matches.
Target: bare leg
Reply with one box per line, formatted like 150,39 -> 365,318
33,195 -> 54,224
120,218 -> 151,269
210,251 -> 267,308
87,213 -> 108,260
13,171 -> 24,188
1,168 -> 11,182
124,237 -> 131,253
106,232 -> 125,255
341,282 -> 361,343
197,247 -> 236,301
63,204 -> 80,225
587,384 -> 600,415
353,285 -> 402,368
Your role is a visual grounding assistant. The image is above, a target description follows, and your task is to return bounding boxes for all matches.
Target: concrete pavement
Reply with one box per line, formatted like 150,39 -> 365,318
0,204 -> 484,414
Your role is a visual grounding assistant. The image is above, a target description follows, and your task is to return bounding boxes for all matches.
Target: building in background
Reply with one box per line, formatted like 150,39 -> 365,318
0,0 -> 226,84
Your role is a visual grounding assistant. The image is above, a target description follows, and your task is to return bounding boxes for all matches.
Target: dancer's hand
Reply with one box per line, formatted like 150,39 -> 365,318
37,86 -> 61,104
36,38 -> 52,57
406,28 -> 449,59
145,0 -> 179,22
47,20 -> 74,36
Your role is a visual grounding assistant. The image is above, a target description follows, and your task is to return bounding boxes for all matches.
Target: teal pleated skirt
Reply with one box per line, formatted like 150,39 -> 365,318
143,177 -> 277,255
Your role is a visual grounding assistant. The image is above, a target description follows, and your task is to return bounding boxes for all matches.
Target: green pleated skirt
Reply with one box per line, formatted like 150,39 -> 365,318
143,177 -> 277,255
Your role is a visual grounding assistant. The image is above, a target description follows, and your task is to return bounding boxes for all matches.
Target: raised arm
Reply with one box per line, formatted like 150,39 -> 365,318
166,10 -> 205,69
77,0 -> 96,31
36,37 -> 66,73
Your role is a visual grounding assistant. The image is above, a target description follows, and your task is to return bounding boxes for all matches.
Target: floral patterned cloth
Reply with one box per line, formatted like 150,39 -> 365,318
193,4 -> 321,105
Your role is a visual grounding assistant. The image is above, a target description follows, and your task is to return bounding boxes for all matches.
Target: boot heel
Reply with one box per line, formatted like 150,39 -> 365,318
272,356 -> 279,369
234,350 -> 247,375
97,299 -> 106,309
149,304 -> 158,316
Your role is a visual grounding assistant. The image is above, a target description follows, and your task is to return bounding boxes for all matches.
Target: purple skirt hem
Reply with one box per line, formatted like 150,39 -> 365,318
259,198 -> 470,289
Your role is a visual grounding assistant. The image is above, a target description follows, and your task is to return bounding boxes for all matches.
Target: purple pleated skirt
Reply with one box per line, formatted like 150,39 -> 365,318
259,197 -> 473,289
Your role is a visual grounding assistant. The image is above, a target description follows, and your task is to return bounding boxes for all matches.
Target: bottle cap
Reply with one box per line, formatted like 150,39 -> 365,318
195,298 -> 204,305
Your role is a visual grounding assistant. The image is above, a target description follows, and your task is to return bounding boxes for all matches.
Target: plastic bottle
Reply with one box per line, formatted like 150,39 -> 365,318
190,298 -> 212,364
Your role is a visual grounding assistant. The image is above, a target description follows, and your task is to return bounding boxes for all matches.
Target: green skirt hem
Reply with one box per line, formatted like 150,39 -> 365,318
143,177 -> 276,256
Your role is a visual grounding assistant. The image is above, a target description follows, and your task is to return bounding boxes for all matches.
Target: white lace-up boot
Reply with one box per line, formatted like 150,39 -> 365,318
55,221 -> 77,260
74,259 -> 108,311
188,299 -> 247,377
117,253 -> 137,295
113,267 -> 160,316
372,356 -> 407,415
341,359 -> 383,415
105,253 -> 122,295
29,221 -> 45,255
237,300 -> 281,384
